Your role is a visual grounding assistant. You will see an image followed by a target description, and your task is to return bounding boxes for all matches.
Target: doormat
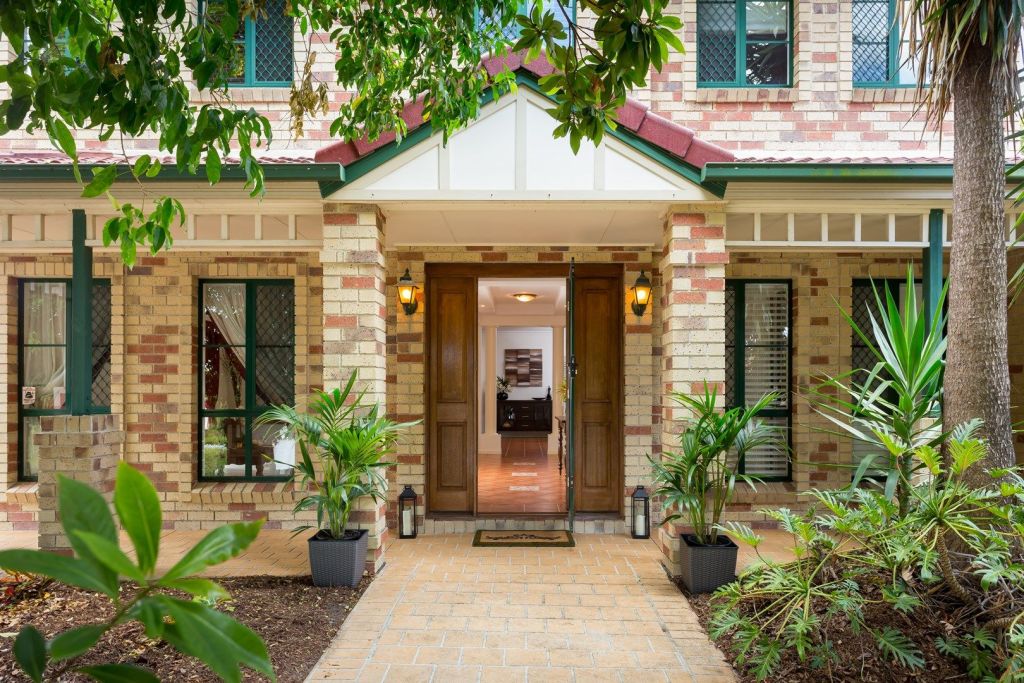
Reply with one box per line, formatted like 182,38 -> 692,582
472,530 -> 575,548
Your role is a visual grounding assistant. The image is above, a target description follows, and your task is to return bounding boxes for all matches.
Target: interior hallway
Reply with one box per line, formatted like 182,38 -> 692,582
477,437 -> 566,514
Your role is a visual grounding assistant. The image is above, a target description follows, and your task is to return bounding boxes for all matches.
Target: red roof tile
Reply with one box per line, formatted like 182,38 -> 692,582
315,52 -> 735,173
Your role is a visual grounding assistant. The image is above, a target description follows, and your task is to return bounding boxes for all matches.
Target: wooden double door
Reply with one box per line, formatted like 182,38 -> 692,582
426,263 -> 623,517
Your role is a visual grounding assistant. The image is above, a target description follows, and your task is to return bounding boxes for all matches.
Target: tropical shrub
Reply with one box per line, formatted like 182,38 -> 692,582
650,383 -> 783,545
0,462 -> 271,683
806,269 -> 947,517
711,423 -> 1024,681
256,372 -> 418,540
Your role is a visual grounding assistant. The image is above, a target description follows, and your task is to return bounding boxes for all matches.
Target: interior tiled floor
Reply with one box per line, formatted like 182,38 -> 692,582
307,534 -> 738,682
477,437 -> 566,514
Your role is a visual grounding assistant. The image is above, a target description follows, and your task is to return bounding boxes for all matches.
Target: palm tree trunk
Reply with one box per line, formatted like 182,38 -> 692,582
946,36 -> 1016,480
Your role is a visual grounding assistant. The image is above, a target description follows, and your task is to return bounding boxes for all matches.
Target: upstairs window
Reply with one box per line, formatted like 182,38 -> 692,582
18,280 -> 111,481
203,0 -> 294,87
698,1 -> 792,87
725,280 -> 792,480
852,0 -> 922,87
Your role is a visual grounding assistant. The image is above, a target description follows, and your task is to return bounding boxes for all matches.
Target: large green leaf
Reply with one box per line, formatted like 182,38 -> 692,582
158,597 -> 275,682
160,521 -> 262,581
49,624 -> 106,661
14,626 -> 47,683
78,664 -> 160,683
0,550 -> 116,597
113,463 -> 162,575
73,531 -> 146,582
57,475 -> 119,595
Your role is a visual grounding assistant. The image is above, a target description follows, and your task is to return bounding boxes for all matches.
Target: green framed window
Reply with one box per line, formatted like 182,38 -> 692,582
697,0 -> 792,87
478,0 -> 577,47
725,280 -> 791,480
852,0 -> 922,87
202,0 -> 293,87
18,279 -> 111,481
850,278 -> 923,474
199,280 -> 295,481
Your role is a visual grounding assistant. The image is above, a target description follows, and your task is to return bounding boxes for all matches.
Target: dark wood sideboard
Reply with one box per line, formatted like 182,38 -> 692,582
497,399 -> 553,435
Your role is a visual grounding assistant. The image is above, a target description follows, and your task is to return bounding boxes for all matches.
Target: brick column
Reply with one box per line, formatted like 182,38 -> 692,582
321,204 -> 389,574
35,415 -> 123,551
656,207 -> 728,575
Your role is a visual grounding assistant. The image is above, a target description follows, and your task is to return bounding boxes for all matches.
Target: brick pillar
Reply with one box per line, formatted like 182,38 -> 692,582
35,415 -> 123,551
321,203 -> 389,574
656,207 -> 728,574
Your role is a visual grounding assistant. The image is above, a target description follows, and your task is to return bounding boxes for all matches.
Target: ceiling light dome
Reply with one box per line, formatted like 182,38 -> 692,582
511,292 -> 538,303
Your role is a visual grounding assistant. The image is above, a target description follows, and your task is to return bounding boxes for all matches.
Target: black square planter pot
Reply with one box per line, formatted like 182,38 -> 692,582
308,529 -> 368,587
677,533 -> 738,594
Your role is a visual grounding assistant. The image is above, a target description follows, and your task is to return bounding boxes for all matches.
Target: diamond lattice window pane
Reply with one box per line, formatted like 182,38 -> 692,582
254,0 -> 293,83
852,0 -> 891,83
91,283 -> 112,408
725,286 -> 736,406
698,1 -> 737,83
255,284 -> 294,346
255,347 -> 295,406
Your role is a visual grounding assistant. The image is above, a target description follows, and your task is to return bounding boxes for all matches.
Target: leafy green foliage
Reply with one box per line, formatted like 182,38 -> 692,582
649,383 -> 783,545
0,462 -> 271,682
709,428 -> 1024,681
256,371 -> 419,540
2,1 -> 685,266
807,267 -> 947,518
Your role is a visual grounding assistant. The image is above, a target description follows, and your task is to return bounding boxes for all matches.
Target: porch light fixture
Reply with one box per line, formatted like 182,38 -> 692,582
631,270 -> 652,317
511,292 -> 537,303
397,269 -> 419,315
631,485 -> 650,539
398,485 -> 418,539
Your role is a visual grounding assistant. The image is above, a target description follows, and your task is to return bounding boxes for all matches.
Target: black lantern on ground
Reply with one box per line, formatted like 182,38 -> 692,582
631,485 -> 650,539
398,485 -> 418,539
631,270 -> 652,317
397,269 -> 419,315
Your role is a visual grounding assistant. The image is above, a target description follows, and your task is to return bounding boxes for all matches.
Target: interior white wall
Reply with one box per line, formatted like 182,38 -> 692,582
496,327 -> 554,400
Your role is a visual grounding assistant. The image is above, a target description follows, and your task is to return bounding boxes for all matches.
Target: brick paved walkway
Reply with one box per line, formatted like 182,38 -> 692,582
306,533 -> 736,682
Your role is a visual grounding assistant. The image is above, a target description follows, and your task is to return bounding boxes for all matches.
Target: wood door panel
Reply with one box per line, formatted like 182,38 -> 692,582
572,272 -> 623,513
427,275 -> 477,513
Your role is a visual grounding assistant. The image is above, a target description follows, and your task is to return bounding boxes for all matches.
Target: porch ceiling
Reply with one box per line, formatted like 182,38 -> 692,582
381,202 -> 665,247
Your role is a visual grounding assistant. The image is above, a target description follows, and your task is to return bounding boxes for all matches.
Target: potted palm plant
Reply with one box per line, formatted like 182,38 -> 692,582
257,372 -> 417,587
650,383 -> 782,593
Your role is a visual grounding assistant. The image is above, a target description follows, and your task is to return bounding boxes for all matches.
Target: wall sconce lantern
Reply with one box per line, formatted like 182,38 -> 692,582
631,270 -> 652,317
397,269 -> 419,315
398,485 -> 418,539
630,485 -> 650,539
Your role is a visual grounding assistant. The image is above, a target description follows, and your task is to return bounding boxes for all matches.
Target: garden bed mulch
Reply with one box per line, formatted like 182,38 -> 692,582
677,579 -> 969,683
0,575 -> 370,682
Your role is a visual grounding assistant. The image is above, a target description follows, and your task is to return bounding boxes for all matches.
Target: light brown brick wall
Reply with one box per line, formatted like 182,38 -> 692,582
0,252 -> 323,534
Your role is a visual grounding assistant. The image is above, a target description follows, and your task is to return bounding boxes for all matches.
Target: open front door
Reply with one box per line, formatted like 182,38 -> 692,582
565,260 -> 577,531
571,265 -> 624,513
426,272 -> 477,513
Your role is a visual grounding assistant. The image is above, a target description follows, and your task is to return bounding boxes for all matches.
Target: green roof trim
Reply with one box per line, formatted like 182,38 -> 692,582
702,161 -> 1024,183
0,162 -> 343,183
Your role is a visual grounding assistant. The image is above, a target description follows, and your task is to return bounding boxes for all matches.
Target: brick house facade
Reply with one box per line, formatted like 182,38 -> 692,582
1,2 -> 1021,576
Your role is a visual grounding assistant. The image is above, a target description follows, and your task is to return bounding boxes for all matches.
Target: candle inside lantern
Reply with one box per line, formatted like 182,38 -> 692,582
402,506 -> 413,534
635,512 -> 646,537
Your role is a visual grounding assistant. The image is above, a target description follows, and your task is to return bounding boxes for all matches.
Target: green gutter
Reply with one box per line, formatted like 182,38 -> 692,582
703,161 -> 1024,183
0,162 -> 344,183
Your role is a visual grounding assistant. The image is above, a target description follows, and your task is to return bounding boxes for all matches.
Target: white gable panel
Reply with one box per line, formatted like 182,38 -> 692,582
524,99 -> 594,191
450,102 -> 516,190
366,146 -> 439,191
604,147 -> 680,191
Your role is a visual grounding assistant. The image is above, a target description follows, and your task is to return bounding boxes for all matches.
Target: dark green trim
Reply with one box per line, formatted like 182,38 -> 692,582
725,279 -> 793,482
697,0 -> 794,88
0,163 -> 342,183
198,278 -> 294,482
70,210 -> 92,415
701,161 -> 1024,183
923,208 -> 944,328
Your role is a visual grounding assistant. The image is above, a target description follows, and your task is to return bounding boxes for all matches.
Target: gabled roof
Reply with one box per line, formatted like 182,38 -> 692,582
314,52 -> 734,195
